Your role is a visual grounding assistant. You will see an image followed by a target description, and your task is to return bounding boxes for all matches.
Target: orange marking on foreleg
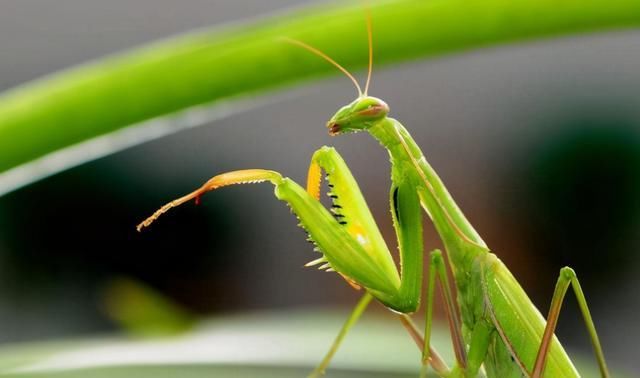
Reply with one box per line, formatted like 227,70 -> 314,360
137,169 -> 280,231
306,161 -> 323,201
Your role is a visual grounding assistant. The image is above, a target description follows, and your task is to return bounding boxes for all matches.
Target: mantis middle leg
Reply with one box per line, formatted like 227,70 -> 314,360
417,249 -> 494,378
309,293 -> 373,378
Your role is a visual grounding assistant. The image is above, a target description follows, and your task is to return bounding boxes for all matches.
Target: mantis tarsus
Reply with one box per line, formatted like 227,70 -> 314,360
138,12 -> 610,378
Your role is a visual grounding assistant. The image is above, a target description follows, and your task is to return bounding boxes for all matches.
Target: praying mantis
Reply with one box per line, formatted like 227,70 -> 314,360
137,12 -> 610,378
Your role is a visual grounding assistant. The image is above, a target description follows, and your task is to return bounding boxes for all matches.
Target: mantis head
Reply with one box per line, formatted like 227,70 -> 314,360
284,10 -> 383,136
327,96 -> 389,135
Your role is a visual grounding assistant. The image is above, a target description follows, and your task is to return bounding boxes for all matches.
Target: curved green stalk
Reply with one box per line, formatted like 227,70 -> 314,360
1,0 -> 640,194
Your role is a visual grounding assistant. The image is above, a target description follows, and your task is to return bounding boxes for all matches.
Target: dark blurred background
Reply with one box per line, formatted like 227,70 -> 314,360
0,0 -> 638,374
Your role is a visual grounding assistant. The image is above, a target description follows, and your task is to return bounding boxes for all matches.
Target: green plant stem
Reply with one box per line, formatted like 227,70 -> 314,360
0,0 -> 639,193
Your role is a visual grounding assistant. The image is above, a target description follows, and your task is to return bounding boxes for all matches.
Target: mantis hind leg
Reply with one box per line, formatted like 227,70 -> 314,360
531,267 -> 609,378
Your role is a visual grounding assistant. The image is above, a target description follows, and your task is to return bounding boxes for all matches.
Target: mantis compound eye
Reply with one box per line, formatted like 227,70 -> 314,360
354,97 -> 389,118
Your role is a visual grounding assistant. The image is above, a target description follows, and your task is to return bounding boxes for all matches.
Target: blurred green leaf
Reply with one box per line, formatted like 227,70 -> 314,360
102,277 -> 195,337
0,311 -> 624,378
1,0 -> 640,194
0,311 -> 447,377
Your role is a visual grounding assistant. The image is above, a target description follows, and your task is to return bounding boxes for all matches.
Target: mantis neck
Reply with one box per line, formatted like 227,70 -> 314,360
368,118 -> 488,271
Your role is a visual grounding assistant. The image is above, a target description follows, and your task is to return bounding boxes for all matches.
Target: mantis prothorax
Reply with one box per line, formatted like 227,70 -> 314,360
138,12 -> 610,378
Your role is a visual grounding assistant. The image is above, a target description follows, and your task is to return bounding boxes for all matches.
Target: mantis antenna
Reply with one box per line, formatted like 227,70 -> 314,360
281,37 -> 363,97
283,7 -> 374,97
364,7 -> 373,96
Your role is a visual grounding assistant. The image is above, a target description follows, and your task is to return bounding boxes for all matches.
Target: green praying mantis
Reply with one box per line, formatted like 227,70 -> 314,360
138,13 -> 610,378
